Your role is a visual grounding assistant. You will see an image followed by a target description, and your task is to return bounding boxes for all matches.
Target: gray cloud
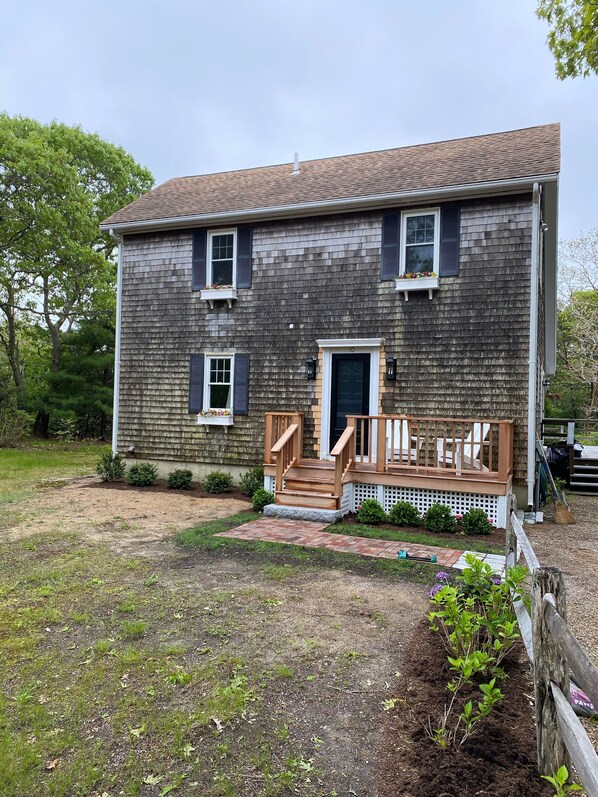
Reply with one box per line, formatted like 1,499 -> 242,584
1,0 -> 596,240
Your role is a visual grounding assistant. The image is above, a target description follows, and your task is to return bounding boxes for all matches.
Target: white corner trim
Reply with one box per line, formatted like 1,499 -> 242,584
527,183 -> 540,509
317,338 -> 384,349
112,233 -> 123,454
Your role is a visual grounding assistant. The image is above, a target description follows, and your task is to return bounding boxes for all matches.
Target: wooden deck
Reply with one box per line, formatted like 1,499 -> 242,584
264,413 -> 514,510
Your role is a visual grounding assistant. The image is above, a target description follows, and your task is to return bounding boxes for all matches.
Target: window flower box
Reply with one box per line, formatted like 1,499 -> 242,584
395,272 -> 439,301
199,286 -> 237,308
196,411 -> 234,427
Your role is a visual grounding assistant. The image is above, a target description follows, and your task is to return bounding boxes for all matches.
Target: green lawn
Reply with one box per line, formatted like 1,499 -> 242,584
0,445 -> 438,796
325,522 -> 504,554
0,441 -> 104,504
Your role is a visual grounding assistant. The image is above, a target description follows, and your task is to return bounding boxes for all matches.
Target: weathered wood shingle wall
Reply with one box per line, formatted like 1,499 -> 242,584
118,194 -> 534,483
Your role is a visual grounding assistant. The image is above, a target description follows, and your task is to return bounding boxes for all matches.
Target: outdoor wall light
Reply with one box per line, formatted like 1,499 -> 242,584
385,357 -> 397,381
305,357 -> 317,380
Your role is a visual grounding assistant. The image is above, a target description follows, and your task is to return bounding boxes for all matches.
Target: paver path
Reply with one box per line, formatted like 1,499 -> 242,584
216,517 -> 466,567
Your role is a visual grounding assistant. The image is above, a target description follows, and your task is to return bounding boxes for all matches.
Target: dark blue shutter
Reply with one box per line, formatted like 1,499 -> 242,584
439,204 -> 461,277
192,229 -> 207,290
236,226 -> 253,288
233,354 -> 250,415
188,355 -> 204,413
381,211 -> 400,280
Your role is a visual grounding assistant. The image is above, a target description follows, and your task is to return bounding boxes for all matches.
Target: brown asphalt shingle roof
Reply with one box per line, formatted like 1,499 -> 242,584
102,124 -> 560,228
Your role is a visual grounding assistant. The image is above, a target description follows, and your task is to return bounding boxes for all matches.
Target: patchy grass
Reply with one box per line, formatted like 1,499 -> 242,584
0,441 -> 103,504
0,533 -> 336,796
178,512 -> 438,582
327,522 -> 504,554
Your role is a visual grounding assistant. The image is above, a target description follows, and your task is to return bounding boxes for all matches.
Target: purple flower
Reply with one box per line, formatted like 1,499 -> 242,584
436,571 -> 450,582
491,575 -> 502,585
428,584 -> 443,598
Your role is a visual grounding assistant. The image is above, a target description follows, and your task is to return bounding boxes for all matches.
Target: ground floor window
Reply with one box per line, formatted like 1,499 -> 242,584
205,356 -> 232,411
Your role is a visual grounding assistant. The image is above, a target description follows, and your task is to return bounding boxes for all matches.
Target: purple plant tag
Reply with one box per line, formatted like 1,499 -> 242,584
570,681 -> 597,718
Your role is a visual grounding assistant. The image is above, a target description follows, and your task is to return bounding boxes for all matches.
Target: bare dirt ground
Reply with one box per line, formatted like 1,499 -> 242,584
4,475 -> 250,551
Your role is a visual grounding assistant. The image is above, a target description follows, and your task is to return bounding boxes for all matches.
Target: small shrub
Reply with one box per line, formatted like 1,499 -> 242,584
0,407 -> 30,447
239,465 -> 264,497
424,503 -> 456,533
203,470 -> 233,493
356,498 -> 386,525
252,488 -> 274,512
167,468 -> 193,490
126,462 -> 158,487
96,451 -> 126,482
461,508 -> 493,535
388,500 -> 420,527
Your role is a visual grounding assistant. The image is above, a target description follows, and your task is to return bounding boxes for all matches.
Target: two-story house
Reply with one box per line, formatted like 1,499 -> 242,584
100,124 -> 560,527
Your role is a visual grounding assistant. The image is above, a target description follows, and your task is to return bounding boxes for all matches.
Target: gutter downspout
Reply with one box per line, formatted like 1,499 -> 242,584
527,184 -> 541,508
110,229 -> 123,455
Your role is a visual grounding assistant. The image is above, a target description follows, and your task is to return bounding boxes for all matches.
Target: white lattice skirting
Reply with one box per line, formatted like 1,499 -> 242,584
351,483 -> 506,528
263,476 -> 507,527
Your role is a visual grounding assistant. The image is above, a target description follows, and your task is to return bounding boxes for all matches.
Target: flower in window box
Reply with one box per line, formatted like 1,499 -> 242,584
398,271 -> 437,280
208,284 -> 234,290
198,409 -> 233,417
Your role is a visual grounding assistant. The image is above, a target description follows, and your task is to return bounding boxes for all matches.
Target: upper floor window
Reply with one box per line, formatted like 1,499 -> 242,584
400,208 -> 440,275
208,230 -> 237,287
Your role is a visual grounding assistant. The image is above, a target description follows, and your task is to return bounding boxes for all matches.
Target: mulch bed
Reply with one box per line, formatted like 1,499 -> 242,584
90,479 -> 252,503
378,619 -> 551,797
340,513 -> 506,548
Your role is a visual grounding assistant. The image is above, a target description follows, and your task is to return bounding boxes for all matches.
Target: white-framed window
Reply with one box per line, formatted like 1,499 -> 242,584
400,208 -> 440,275
204,354 -> 234,411
207,229 -> 237,288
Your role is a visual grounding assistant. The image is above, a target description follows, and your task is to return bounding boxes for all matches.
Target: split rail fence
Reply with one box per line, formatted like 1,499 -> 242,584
505,510 -> 598,795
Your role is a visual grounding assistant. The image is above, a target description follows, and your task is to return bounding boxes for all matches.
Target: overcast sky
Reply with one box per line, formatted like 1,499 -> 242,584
1,0 -> 596,240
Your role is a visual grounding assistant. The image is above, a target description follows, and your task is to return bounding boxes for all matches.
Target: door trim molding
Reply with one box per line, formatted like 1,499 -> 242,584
319,339 -> 381,460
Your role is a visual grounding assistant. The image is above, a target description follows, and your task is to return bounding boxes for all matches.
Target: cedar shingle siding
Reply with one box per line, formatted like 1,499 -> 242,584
118,195 -> 532,483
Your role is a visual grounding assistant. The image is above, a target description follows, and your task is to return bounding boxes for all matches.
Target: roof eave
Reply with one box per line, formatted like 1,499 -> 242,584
100,173 -> 559,234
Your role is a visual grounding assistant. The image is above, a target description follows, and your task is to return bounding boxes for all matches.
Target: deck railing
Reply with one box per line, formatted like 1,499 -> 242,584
264,413 -> 304,466
330,425 -> 355,496
270,423 -> 301,491
265,413 -> 514,484
347,415 -> 514,479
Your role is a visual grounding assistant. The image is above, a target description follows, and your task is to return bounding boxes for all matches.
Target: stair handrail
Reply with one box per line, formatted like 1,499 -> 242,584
330,426 -> 356,497
271,423 -> 299,491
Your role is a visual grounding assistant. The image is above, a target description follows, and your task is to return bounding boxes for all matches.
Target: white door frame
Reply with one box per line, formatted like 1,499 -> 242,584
317,338 -> 382,460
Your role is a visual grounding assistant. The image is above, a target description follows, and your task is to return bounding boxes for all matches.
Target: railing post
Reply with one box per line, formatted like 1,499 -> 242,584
532,566 -> 570,776
264,414 -> 273,465
347,416 -> 357,466
275,452 -> 284,493
291,413 -> 303,463
376,418 -> 386,473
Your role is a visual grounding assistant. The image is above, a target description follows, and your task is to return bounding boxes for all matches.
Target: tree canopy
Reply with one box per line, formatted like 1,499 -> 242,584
537,0 -> 598,78
0,114 -> 153,436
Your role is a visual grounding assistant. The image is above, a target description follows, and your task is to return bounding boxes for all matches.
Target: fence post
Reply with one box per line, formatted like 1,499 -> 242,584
532,567 -> 571,776
504,500 -> 517,568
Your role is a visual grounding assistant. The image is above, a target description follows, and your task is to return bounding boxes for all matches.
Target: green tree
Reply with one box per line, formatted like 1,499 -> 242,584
0,114 -> 153,433
537,0 -> 598,78
46,318 -> 115,439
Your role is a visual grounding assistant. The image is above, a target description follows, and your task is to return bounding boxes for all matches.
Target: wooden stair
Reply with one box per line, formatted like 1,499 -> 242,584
569,457 -> 598,495
275,460 -> 341,510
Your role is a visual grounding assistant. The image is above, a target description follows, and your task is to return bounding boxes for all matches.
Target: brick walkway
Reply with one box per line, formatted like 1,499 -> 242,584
215,517 -> 465,567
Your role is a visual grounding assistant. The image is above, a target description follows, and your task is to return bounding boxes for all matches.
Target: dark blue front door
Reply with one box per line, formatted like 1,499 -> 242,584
329,353 -> 370,451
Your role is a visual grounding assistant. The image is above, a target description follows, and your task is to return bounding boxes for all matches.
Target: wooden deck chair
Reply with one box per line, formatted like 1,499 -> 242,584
436,422 -> 491,472
385,418 -> 423,465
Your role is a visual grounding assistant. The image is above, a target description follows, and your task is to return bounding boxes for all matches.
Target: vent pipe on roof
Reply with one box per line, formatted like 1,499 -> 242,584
292,152 -> 300,175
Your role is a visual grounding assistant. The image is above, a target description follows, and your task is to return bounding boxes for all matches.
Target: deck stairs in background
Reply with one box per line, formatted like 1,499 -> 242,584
569,456 -> 598,495
275,460 -> 341,510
